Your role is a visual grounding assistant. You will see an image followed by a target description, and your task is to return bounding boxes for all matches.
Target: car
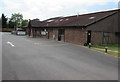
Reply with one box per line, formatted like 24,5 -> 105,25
16,30 -> 26,35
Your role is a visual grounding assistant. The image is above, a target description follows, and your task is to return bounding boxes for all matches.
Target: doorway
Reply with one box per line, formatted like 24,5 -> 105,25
58,29 -> 65,41
87,31 -> 91,44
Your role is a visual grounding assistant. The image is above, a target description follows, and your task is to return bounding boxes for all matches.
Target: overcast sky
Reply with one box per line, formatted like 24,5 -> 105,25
0,0 -> 119,21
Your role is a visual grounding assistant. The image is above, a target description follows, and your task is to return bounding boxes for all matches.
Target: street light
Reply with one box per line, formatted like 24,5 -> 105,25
105,47 -> 108,53
89,43 -> 91,48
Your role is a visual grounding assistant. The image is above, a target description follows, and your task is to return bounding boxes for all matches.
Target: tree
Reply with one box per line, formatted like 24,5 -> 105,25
8,20 -> 15,28
21,19 -> 28,27
2,13 -> 7,28
10,13 -> 23,30
0,18 -> 2,28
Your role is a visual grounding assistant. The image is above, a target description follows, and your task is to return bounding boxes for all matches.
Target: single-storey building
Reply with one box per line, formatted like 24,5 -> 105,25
27,9 -> 120,45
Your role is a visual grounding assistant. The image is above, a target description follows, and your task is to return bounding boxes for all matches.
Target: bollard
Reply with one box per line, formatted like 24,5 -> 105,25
89,43 -> 91,48
105,47 -> 108,53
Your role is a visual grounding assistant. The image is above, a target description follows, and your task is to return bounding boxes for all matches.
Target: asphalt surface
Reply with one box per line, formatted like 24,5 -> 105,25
0,32 -> 2,81
2,32 -> 118,80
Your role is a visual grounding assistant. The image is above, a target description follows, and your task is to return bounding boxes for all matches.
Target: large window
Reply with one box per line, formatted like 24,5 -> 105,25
103,32 -> 110,37
41,29 -> 48,35
59,29 -> 65,36
37,30 -> 41,35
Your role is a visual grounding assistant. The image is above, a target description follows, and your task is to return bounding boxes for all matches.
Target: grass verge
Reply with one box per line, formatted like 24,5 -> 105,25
86,43 -> 120,57
92,48 -> 119,57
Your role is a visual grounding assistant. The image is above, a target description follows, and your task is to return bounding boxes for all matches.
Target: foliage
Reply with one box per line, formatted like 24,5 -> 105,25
92,43 -> 119,51
2,13 -> 7,28
8,20 -> 15,28
92,48 -> 119,57
21,19 -> 28,27
9,13 -> 23,29
8,13 -> 28,29
88,43 -> 120,57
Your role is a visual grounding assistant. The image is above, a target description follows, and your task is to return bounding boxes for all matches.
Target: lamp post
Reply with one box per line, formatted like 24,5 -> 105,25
89,43 -> 91,48
105,47 -> 108,53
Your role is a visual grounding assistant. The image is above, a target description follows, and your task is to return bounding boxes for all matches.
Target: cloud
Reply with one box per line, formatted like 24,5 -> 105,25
1,0 -> 119,20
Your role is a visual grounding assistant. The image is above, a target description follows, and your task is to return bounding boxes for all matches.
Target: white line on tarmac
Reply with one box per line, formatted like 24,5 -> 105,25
7,41 -> 15,47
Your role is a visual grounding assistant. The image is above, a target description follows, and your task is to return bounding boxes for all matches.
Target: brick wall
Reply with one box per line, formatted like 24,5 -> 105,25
91,32 -> 103,45
48,29 -> 53,39
91,32 -> 119,45
65,28 -> 87,45
87,12 -> 119,45
47,28 -> 87,45
107,32 -> 119,44
53,28 -> 58,40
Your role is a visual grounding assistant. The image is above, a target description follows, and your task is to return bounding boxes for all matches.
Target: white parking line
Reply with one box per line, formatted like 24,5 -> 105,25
7,41 -> 15,47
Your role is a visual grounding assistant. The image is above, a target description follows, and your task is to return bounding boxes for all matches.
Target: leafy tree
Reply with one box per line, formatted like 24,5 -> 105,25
0,18 -> 2,28
8,20 -> 15,28
10,13 -> 23,29
21,19 -> 28,27
2,13 -> 7,28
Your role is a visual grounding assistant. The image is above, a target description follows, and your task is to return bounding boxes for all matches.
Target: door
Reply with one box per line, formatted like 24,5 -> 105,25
87,31 -> 91,44
58,29 -> 65,41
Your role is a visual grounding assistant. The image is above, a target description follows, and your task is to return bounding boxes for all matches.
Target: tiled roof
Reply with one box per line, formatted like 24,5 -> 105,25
29,9 -> 118,27
29,19 -> 42,27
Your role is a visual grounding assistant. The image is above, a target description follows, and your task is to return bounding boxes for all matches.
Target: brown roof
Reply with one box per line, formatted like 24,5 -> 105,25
28,19 -> 42,27
29,9 -> 118,28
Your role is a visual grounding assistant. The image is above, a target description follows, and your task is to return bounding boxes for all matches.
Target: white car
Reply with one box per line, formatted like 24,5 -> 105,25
16,31 -> 26,35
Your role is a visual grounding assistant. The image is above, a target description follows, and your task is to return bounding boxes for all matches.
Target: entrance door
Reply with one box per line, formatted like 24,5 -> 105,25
87,31 -> 91,44
58,29 -> 64,41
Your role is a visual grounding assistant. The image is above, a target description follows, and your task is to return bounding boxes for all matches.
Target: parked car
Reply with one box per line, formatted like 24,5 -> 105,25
16,30 -> 26,35
11,28 -> 26,35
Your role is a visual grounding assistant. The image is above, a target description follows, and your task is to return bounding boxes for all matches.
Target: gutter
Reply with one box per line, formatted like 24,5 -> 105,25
32,26 -> 85,28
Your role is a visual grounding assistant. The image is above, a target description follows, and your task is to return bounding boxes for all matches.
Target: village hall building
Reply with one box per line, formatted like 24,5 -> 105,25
27,9 -> 120,45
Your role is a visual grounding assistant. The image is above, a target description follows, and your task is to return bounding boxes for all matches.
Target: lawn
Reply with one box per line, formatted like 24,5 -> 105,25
92,44 -> 119,51
87,43 -> 120,57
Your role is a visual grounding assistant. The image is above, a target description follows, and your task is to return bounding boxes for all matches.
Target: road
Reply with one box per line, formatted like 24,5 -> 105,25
2,32 -> 118,80
0,32 -> 2,81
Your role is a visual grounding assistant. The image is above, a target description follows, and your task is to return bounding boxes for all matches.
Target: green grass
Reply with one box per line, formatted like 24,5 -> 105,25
92,43 -> 119,51
87,43 -> 120,57
92,48 -> 120,57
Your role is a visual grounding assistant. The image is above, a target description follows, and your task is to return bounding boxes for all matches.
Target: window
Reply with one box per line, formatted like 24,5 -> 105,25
41,31 -> 46,35
37,30 -> 41,35
59,29 -> 65,35
41,29 -> 48,35
47,19 -> 54,22
41,29 -> 47,31
103,32 -> 110,37
89,16 -> 95,19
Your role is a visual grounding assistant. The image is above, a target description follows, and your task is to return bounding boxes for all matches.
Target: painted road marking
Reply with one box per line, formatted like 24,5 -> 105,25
7,41 -> 15,47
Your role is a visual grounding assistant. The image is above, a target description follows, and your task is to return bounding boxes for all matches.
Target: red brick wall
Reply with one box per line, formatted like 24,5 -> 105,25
107,33 -> 119,44
91,32 -> 103,45
87,12 -> 119,45
48,29 -> 53,39
91,32 -> 119,45
53,28 -> 58,40
65,28 -> 87,45
34,29 -> 53,39
61,35 -> 65,42
41,35 -> 48,39
48,28 -> 87,45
